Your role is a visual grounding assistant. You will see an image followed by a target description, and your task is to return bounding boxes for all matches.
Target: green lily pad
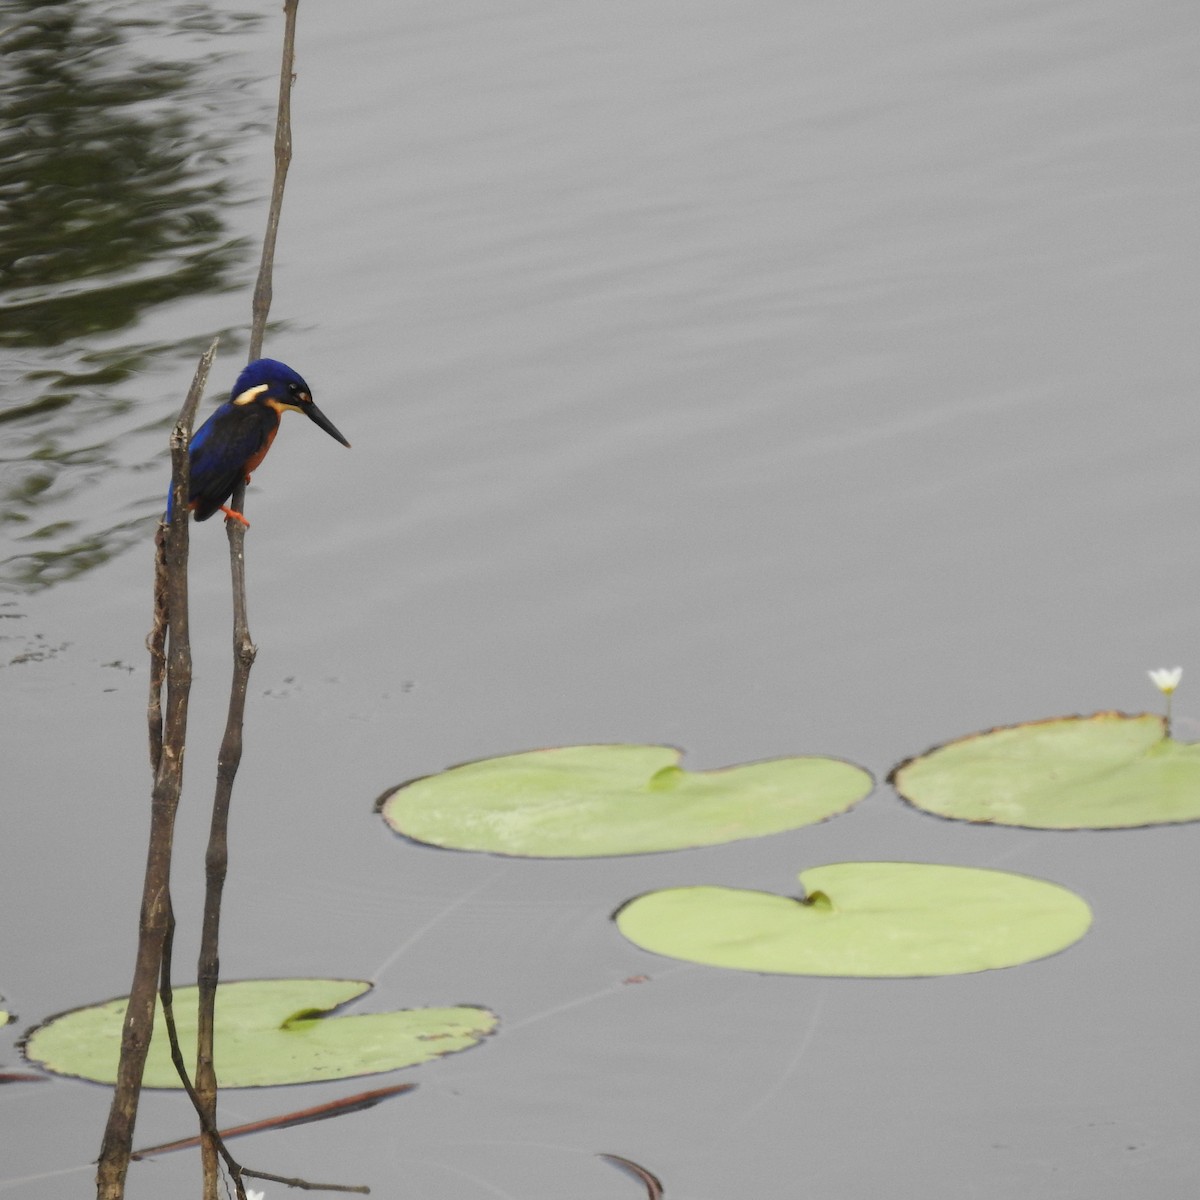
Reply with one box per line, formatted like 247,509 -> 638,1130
23,979 -> 497,1088
379,744 -> 874,857
892,712 -> 1200,829
614,862 -> 1092,976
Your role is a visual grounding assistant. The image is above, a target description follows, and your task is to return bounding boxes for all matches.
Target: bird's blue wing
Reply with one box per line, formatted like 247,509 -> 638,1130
167,402 -> 272,521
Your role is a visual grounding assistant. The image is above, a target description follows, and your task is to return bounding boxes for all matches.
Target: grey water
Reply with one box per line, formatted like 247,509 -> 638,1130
2,0 -> 1199,1196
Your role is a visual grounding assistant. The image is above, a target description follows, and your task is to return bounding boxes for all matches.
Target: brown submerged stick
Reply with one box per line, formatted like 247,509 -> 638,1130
132,1084 -> 416,1159
598,1154 -> 665,1200
95,341 -> 217,1200
237,1167 -> 369,1195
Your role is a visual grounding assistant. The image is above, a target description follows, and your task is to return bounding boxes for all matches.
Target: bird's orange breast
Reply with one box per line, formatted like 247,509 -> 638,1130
243,422 -> 280,477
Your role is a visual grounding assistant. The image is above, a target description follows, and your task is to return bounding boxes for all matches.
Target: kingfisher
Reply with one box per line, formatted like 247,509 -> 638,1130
167,358 -> 350,527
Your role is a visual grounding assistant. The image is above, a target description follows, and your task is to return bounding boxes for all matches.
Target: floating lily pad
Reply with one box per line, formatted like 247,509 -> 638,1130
23,979 -> 497,1088
614,862 -> 1092,976
380,745 -> 874,857
892,712 -> 1200,829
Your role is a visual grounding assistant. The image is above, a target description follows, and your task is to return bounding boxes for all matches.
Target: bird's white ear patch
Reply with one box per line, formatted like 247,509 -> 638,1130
233,383 -> 270,406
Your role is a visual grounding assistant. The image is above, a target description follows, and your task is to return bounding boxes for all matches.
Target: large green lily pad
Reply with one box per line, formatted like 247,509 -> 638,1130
379,744 -> 874,857
892,711 -> 1200,829
23,979 -> 497,1088
614,862 -> 1092,976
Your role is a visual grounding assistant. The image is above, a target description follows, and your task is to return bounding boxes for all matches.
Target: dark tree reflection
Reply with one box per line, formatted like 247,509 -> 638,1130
0,2 -> 264,590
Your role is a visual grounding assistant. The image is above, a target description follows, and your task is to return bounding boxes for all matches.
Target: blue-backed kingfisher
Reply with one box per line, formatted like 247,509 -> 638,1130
167,358 -> 350,527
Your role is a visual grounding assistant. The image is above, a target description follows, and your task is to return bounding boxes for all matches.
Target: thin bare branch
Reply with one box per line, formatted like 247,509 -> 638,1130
249,0 -> 299,360
198,4 -> 299,1196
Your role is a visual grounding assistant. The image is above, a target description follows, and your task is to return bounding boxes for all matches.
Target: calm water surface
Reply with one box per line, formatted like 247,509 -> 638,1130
3,1 -> 1199,1197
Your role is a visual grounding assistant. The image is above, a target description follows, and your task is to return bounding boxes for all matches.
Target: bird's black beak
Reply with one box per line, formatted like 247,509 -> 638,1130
304,401 -> 351,448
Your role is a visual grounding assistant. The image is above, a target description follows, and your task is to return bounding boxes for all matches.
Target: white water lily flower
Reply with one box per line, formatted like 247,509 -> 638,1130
1149,667 -> 1183,694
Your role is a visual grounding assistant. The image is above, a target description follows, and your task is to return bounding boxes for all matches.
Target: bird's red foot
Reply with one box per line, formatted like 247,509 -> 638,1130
219,505 -> 251,528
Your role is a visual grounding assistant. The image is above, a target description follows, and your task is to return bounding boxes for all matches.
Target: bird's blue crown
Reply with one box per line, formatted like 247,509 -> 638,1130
233,358 -> 311,400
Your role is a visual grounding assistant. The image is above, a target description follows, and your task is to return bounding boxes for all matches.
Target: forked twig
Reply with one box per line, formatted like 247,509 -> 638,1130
95,341 -> 216,1200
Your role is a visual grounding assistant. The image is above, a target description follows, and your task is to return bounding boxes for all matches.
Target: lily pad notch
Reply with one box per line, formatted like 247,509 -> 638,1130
614,862 -> 1093,977
23,978 -> 499,1088
379,743 -> 874,858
